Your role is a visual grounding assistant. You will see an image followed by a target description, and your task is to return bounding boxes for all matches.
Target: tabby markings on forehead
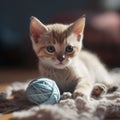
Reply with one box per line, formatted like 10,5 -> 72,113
50,29 -> 69,44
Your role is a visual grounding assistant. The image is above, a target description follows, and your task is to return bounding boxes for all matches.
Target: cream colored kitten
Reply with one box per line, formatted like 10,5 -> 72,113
29,16 -> 114,100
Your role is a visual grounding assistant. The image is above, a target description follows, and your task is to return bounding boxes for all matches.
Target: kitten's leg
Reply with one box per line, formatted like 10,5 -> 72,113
91,83 -> 118,99
91,83 -> 107,98
73,79 -> 93,100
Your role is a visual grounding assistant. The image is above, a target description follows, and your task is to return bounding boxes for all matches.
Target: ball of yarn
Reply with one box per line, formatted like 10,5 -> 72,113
26,78 -> 60,104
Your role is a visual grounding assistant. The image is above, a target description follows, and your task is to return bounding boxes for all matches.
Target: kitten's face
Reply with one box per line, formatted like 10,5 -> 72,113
30,16 -> 85,69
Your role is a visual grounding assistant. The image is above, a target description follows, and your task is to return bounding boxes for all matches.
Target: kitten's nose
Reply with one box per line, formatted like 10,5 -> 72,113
57,55 -> 65,62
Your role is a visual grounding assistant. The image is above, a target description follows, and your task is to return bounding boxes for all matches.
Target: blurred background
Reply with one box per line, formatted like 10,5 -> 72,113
0,0 -> 120,83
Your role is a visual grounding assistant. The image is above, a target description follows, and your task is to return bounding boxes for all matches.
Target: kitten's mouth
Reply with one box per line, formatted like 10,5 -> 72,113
55,63 -> 66,69
54,59 -> 71,68
56,63 -> 64,65
56,60 -> 71,67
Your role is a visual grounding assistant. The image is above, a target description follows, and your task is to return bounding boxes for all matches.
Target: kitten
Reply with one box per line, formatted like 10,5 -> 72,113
29,16 -> 114,100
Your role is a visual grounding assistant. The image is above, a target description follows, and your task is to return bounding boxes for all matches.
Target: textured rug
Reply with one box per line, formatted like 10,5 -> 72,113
0,68 -> 120,120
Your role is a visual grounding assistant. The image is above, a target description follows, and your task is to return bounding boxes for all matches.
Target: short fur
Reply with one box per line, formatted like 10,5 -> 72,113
30,16 -> 115,100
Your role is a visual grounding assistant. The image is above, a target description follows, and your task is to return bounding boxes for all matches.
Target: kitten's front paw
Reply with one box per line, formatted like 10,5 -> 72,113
91,83 -> 107,98
61,92 -> 72,100
73,91 -> 89,100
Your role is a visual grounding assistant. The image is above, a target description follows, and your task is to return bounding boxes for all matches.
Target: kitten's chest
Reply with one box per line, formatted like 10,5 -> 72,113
39,67 -> 78,94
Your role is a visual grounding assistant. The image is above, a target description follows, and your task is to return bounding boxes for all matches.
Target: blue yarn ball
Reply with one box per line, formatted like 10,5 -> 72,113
26,78 -> 60,104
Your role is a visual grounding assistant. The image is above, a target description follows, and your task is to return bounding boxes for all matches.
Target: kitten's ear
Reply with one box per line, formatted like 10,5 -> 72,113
30,16 -> 48,43
69,16 -> 86,41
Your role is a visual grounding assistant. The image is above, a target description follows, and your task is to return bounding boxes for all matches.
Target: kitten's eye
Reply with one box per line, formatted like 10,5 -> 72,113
66,45 -> 73,53
47,46 -> 55,53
